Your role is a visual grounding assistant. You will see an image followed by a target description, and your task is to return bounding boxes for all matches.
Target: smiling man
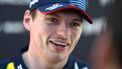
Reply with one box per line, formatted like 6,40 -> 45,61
0,0 -> 93,69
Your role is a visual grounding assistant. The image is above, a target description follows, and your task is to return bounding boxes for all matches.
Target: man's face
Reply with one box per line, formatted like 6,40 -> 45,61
25,9 -> 83,62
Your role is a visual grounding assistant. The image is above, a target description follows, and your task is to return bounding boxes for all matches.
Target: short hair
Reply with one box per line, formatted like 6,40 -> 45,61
30,10 -> 37,20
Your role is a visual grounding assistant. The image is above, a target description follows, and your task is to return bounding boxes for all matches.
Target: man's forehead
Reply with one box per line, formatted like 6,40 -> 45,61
43,12 -> 83,23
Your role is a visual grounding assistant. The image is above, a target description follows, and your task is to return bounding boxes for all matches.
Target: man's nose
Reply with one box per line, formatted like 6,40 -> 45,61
56,23 -> 69,38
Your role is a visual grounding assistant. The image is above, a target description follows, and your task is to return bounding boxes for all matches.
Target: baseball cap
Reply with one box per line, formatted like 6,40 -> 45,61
29,0 -> 93,24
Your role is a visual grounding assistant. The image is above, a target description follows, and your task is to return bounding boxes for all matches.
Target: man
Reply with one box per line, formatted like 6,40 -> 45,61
0,0 -> 93,69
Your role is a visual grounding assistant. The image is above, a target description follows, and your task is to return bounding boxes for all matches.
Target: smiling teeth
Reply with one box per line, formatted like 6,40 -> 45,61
53,42 -> 68,46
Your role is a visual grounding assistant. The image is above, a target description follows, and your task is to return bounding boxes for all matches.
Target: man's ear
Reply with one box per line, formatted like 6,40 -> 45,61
23,10 -> 32,31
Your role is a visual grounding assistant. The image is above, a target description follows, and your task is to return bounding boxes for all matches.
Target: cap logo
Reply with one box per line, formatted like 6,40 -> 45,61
45,4 -> 63,11
29,0 -> 39,8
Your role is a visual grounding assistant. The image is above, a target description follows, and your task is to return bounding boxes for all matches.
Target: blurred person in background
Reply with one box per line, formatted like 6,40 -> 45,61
89,0 -> 122,69
0,0 -> 93,69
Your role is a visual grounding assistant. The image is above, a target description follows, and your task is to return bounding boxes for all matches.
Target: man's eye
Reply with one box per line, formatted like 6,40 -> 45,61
70,22 -> 81,27
47,18 -> 58,23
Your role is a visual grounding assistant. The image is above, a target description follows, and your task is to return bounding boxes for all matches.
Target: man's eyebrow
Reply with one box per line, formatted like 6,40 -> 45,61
45,13 -> 60,18
73,18 -> 83,23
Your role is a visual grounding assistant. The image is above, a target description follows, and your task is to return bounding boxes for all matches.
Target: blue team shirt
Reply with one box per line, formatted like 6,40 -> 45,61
0,46 -> 88,69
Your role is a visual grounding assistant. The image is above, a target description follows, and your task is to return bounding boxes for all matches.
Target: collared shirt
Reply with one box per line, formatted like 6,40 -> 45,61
0,46 -> 88,69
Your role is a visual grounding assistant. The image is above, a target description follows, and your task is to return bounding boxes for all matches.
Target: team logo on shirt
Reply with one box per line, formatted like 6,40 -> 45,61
17,64 -> 23,69
6,62 -> 23,69
7,62 -> 15,69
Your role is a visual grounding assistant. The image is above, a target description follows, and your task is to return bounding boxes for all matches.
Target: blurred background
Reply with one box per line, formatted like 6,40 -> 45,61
0,0 -> 114,62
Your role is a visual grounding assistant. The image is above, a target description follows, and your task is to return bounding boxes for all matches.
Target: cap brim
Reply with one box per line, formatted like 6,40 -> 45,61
38,4 -> 93,24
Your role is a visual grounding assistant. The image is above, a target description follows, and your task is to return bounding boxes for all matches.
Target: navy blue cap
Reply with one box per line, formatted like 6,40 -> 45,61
29,0 -> 93,24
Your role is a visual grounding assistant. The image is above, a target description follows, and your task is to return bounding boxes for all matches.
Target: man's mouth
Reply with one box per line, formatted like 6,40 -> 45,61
50,41 -> 69,47
49,40 -> 70,52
